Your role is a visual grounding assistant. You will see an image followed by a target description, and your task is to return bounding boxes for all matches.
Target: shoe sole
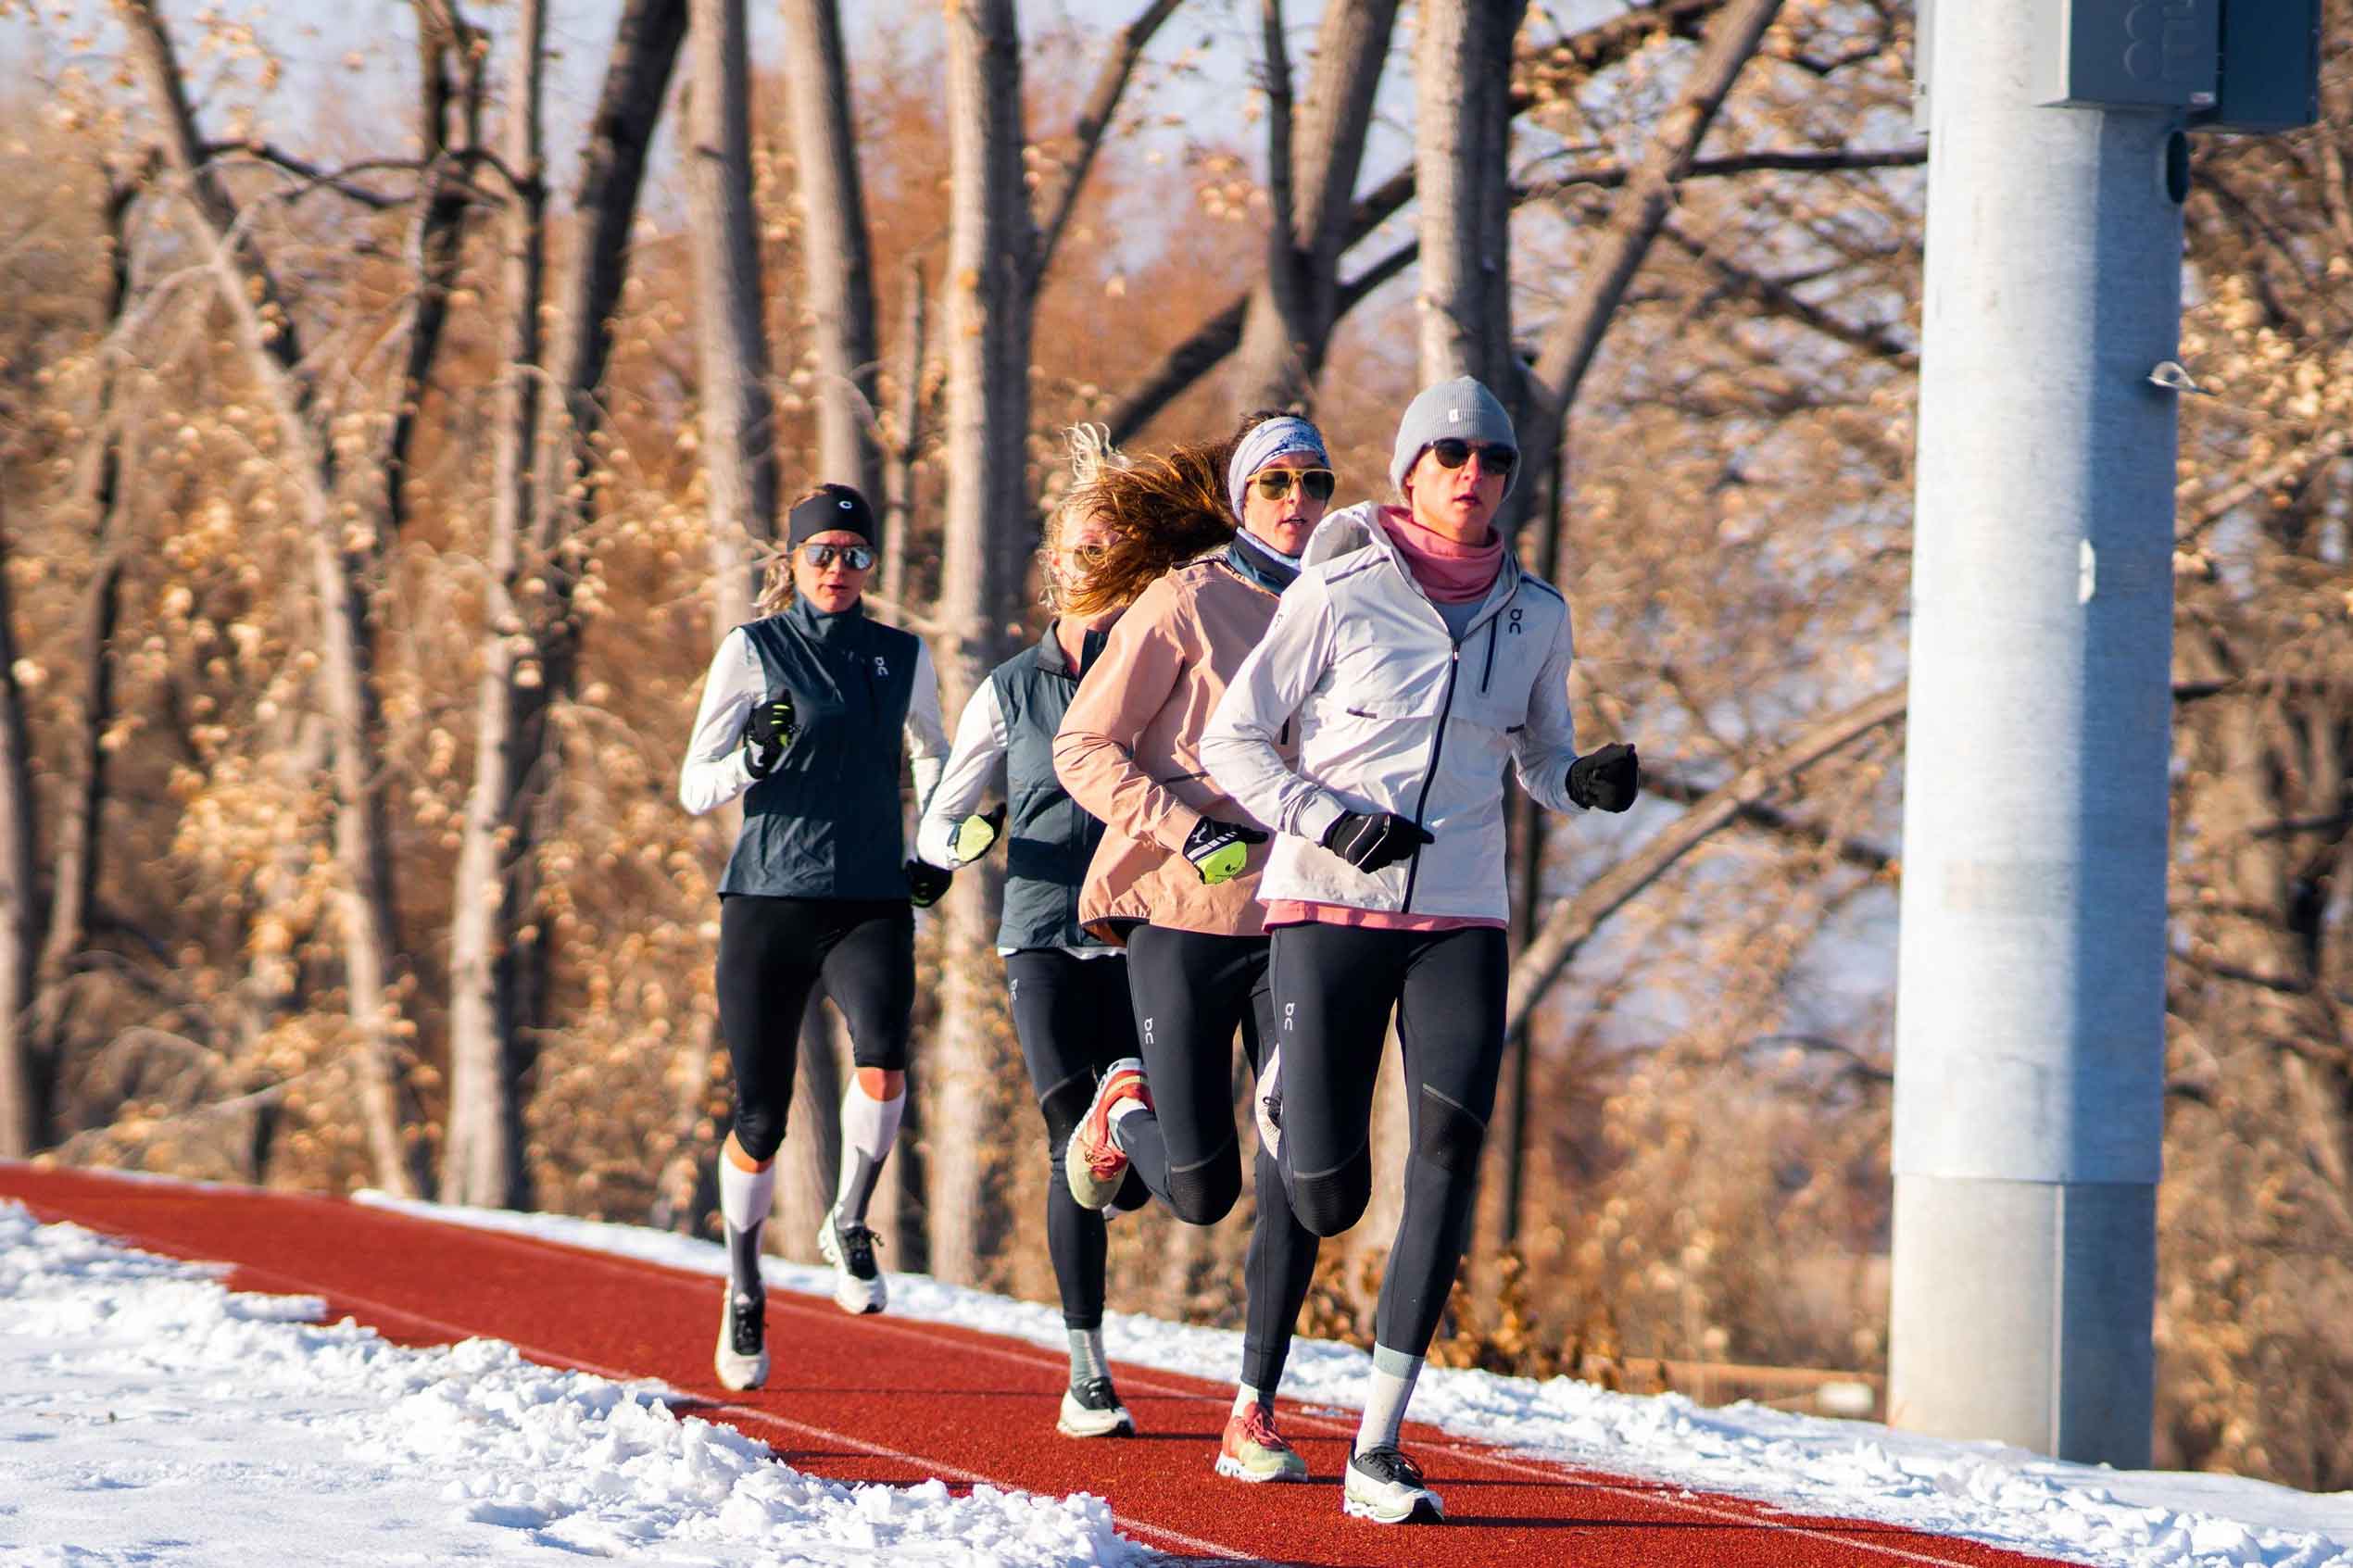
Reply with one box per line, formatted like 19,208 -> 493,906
1214,1452 -> 1309,1484
1055,1411 -> 1135,1438
713,1294 -> 768,1392
1341,1488 -> 1444,1524
816,1218 -> 887,1316
1063,1123 -> 1127,1211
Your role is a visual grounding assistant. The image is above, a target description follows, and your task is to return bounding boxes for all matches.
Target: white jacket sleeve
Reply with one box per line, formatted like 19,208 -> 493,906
1201,577 -> 1351,846
913,681 -> 1008,868
678,627 -> 761,816
1511,608 -> 1581,813
903,640 -> 950,817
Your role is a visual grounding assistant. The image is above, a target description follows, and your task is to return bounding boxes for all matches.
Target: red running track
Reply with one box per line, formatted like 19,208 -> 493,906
5,1163 -> 2084,1568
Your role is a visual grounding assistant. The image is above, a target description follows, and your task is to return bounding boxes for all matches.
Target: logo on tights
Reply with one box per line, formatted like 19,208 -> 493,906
1283,1002 -> 1296,1033
1142,1017 -> 1154,1047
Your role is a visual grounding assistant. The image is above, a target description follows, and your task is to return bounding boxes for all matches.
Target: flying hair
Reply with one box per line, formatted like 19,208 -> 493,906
1057,433 -> 1242,618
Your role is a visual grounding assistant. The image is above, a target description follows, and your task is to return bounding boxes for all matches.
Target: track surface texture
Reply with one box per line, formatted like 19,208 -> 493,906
6,1163 -> 2083,1568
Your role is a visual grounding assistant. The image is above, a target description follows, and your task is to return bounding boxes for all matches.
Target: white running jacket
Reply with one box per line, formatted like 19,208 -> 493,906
1200,503 -> 1582,922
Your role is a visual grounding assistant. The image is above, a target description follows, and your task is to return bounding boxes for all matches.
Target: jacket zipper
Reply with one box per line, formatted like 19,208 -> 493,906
1399,641 -> 1462,912
1479,611 -> 1502,693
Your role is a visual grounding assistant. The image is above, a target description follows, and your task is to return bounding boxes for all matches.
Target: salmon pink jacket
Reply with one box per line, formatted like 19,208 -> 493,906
1052,549 -> 1293,941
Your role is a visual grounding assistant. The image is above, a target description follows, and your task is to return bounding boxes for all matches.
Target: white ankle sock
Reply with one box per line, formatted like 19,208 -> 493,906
1231,1385 -> 1268,1419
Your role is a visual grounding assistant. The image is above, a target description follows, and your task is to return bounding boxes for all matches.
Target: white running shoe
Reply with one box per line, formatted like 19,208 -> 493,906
817,1204 -> 887,1315
1055,1375 -> 1134,1438
1064,1058 -> 1151,1210
1343,1445 -> 1443,1524
713,1286 -> 768,1391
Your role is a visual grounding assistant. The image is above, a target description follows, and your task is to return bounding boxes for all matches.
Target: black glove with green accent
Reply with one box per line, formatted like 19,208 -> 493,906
1566,742 -> 1640,812
1182,817 -> 1268,886
904,859 -> 953,909
950,803 -> 1007,866
740,695 -> 797,779
1321,810 -> 1433,873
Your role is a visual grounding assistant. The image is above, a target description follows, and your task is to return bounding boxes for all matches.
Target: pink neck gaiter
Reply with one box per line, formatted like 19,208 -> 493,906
1378,505 -> 1503,603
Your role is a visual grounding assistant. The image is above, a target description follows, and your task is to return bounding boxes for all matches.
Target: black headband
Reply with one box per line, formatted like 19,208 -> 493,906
787,484 -> 878,548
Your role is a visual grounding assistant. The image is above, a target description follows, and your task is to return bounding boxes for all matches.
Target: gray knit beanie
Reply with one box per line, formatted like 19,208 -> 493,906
1389,376 -> 1518,503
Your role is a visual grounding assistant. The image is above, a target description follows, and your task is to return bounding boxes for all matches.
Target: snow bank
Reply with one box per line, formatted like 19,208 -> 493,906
0,1202 -> 1133,1567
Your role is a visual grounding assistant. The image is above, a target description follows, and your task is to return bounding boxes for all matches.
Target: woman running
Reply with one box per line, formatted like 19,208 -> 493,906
1053,412 -> 1333,1484
678,483 -> 951,1392
910,428 -> 1159,1439
1201,377 -> 1641,1524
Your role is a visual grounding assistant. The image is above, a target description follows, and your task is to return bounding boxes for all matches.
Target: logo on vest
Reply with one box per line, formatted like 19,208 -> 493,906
874,655 -> 889,679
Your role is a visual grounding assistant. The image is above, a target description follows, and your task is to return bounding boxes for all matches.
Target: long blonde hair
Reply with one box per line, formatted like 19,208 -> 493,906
1056,431 -> 1243,619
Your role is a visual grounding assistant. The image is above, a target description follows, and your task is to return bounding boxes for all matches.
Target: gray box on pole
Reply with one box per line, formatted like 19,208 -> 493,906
2029,0 -> 2220,109
2194,0 -> 2323,132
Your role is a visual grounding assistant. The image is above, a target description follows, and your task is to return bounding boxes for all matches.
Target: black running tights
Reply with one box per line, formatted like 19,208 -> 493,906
717,894 -> 915,1164
1005,948 -> 1140,1331
1120,924 -> 1320,1393
1267,921 -> 1508,1361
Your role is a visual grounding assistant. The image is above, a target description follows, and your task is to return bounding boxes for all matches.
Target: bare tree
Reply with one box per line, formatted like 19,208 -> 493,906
441,0 -> 686,1207
1231,0 -> 1400,411
928,0 -> 1185,1282
116,0 -> 426,1195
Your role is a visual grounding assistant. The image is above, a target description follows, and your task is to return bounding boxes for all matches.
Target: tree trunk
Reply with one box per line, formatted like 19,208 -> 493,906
930,0 -> 1038,1285
37,173 -> 145,1085
1231,0 -> 1400,411
0,495 -> 42,1159
879,259 -> 928,604
780,0 -> 883,498
119,0 -> 421,1195
442,0 -> 547,1208
1414,0 -> 1525,392
687,0 -> 780,625
441,0 -> 686,1208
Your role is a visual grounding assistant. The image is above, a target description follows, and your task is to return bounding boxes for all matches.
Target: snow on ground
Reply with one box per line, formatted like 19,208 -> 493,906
0,1201 -> 1131,1567
369,1190 -> 2353,1568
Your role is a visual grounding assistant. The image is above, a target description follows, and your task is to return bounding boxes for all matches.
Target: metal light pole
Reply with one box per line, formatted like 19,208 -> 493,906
1890,2 -> 2191,1467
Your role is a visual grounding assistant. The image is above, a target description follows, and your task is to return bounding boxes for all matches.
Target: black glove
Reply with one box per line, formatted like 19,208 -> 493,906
904,859 -> 953,908
1181,817 -> 1269,885
1320,810 -> 1433,873
740,695 -> 796,779
949,803 -> 1008,865
1566,742 -> 1640,812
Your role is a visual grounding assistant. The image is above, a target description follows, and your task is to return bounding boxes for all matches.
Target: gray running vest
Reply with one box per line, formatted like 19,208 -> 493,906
722,599 -> 923,900
989,624 -> 1111,951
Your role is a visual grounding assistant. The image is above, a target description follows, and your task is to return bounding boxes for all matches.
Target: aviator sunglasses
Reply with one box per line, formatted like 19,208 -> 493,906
1428,439 -> 1516,477
1250,467 -> 1338,502
799,542 -> 876,571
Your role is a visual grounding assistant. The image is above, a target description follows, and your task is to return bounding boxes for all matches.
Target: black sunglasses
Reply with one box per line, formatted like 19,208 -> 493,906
1428,439 -> 1516,476
1251,467 -> 1337,502
799,542 -> 875,571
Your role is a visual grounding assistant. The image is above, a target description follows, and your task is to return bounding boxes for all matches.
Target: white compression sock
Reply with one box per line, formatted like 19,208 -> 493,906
717,1155 -> 775,1294
1354,1348 -> 1425,1455
834,1081 -> 906,1225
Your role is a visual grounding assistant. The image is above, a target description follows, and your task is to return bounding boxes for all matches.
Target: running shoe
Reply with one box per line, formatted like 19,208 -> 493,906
1055,1375 -> 1135,1438
817,1203 -> 887,1315
1063,1058 -> 1151,1210
713,1286 -> 768,1391
1342,1444 -> 1443,1524
1253,1043 -> 1284,1160
1214,1401 -> 1309,1482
